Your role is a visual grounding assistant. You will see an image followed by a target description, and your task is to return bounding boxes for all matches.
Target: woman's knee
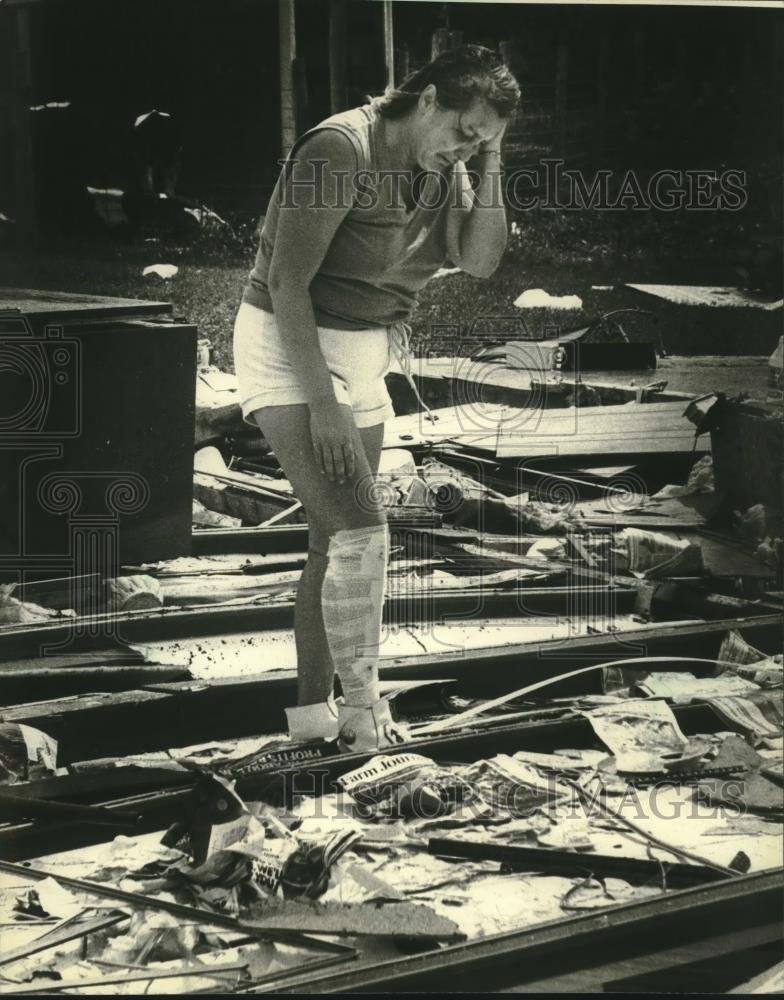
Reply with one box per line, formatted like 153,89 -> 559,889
309,493 -> 386,537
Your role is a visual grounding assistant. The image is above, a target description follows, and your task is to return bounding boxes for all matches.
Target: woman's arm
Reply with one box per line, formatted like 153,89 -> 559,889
445,125 -> 508,279
266,130 -> 358,482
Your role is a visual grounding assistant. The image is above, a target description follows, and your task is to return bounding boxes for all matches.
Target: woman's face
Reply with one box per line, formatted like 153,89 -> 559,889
412,86 -> 504,171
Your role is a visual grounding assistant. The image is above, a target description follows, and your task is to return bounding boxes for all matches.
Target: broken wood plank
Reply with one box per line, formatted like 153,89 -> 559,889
0,700 -> 758,861
244,900 -> 463,941
0,911 -> 127,967
427,838 -> 728,887
0,859 -> 353,946
0,789 -> 141,827
383,403 -> 507,450
414,655 -> 734,735
569,493 -> 719,529
1,615 -> 778,764
498,433 -> 705,460
1,961 -> 250,994
0,585 -> 638,663
194,471 -> 305,526
189,522 -> 465,557
496,401 -> 706,460
626,284 -> 783,311
0,663 -> 189,706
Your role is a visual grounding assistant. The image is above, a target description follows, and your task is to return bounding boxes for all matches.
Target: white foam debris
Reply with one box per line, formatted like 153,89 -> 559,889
142,263 -> 179,279
513,289 -> 583,310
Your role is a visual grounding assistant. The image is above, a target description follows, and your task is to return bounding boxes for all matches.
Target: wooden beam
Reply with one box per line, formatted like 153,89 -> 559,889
278,0 -> 297,155
383,0 -> 395,89
3,614 -> 779,764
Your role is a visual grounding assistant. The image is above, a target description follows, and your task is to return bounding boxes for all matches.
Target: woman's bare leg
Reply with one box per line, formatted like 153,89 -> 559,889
250,404 -> 386,705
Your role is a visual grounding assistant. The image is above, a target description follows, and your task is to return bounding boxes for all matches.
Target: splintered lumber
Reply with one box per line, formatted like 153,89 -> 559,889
194,471 -> 305,526
0,789 -> 141,827
1,962 -> 251,994
0,699 -> 762,861
244,901 -> 463,941
0,661 -> 189,705
159,570 -> 302,605
0,585 -> 639,664
189,522 -> 458,557
383,403 -> 507,449
0,649 -> 143,670
427,838 -> 727,887
0,859 -> 355,953
568,494 -> 719,529
107,575 -> 163,611
192,524 -> 309,555
254,870 -> 784,993
2,614 -> 778,764
0,911 -> 128,967
414,656 -> 737,735
626,284 -> 783,310
496,401 -> 706,459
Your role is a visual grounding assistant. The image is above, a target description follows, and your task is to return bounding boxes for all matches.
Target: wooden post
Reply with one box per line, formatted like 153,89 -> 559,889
328,0 -> 347,114
278,0 -> 297,156
10,3 -> 38,243
383,0 -> 395,89
554,30 -> 568,158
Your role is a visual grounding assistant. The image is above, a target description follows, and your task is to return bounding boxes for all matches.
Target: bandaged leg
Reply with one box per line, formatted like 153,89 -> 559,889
321,523 -> 406,749
322,524 -> 388,706
285,694 -> 339,742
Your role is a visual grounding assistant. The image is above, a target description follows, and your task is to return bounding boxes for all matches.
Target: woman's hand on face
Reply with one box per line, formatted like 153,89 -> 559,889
309,398 -> 356,483
481,120 -> 507,155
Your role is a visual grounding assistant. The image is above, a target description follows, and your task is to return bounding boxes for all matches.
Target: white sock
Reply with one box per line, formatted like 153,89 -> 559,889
321,523 -> 388,708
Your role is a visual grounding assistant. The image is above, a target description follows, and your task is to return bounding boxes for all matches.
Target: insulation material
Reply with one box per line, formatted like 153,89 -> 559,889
612,528 -> 704,578
513,289 -> 583,310
582,699 -> 691,773
634,672 -> 760,703
0,723 -> 58,783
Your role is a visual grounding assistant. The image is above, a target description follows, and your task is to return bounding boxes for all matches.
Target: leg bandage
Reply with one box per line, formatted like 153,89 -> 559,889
321,523 -> 389,708
285,695 -> 339,742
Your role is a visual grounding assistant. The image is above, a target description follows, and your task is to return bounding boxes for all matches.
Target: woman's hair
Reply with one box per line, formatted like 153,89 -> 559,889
370,44 -> 520,120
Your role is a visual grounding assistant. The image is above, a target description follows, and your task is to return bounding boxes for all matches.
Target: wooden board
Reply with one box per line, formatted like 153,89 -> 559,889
627,284 -> 783,311
385,400 -> 703,458
387,354 -> 770,411
0,614 -> 779,771
569,493 -> 719,529
383,403 -> 507,449
0,287 -> 172,321
496,401 -> 705,459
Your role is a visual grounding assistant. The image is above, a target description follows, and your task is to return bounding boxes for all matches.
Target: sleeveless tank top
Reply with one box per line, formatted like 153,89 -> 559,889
242,104 -> 453,330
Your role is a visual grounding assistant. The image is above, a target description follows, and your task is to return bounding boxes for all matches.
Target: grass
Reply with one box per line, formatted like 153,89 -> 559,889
2,201 -> 780,369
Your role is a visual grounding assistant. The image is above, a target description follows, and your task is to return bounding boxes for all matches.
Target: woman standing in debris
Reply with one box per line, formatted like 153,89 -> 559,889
234,45 -> 520,751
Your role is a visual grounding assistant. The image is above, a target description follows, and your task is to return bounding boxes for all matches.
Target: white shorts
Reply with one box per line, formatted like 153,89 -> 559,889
233,302 -> 396,429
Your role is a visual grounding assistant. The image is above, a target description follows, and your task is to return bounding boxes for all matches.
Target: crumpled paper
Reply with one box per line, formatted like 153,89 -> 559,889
582,699 -> 709,773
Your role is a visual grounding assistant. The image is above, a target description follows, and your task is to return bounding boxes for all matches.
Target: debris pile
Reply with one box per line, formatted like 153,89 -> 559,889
1,339 -> 782,992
